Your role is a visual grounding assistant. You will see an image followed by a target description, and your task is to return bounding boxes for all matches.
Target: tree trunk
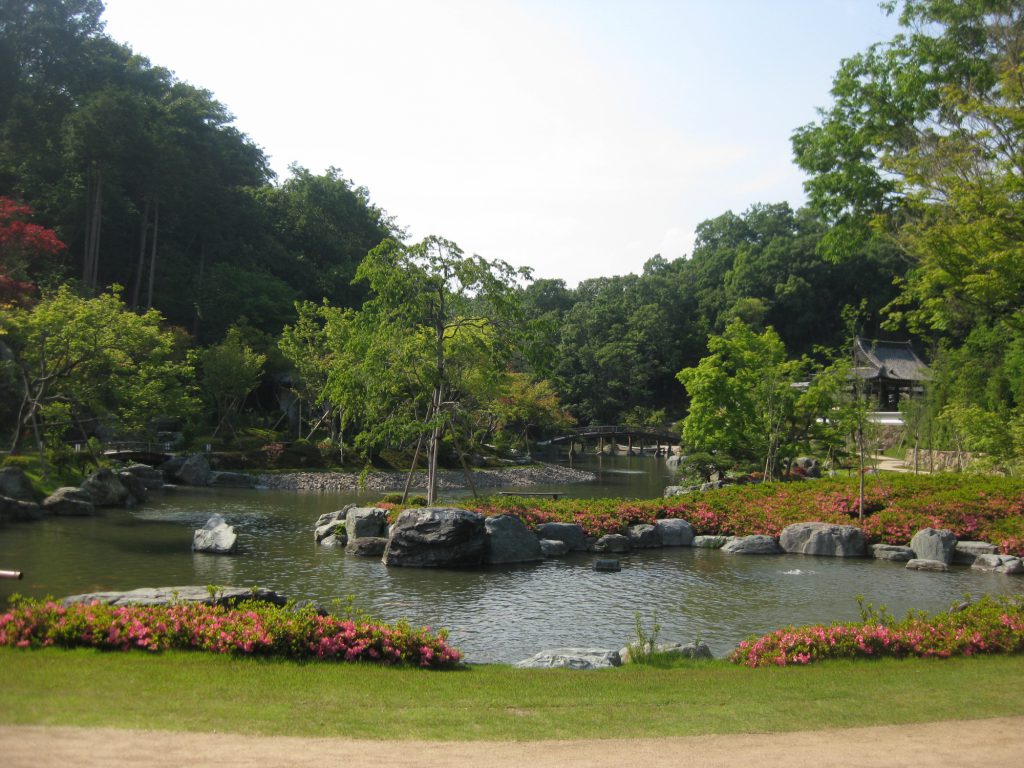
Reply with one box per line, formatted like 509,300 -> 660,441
83,165 -> 103,290
131,194 -> 151,309
192,241 -> 206,337
145,198 -> 159,309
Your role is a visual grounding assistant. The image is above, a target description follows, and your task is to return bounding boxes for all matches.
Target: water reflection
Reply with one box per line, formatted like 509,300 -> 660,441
1,456 -> 1022,662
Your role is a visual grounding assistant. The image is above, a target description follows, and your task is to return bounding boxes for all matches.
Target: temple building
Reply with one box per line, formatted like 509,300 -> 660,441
853,336 -> 929,411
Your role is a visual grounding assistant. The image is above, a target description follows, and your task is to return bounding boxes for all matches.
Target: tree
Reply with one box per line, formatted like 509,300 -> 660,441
0,285 -> 196,453
197,326 -> 266,440
352,236 -> 531,503
0,196 -> 66,304
676,320 -> 807,479
793,0 -> 1024,337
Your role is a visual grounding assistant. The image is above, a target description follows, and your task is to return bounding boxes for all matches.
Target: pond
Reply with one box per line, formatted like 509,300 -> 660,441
2,454 -> 1021,662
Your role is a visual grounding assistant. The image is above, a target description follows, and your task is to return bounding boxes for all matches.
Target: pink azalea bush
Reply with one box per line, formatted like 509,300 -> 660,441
0,597 -> 461,668
460,475 -> 1024,555
730,595 -> 1024,667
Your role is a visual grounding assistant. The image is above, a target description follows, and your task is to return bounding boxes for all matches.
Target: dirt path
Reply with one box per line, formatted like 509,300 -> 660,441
4,717 -> 1023,768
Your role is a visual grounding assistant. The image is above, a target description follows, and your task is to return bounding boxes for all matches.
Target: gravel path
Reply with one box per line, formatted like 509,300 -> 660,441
4,717 -> 1023,767
258,462 -> 596,492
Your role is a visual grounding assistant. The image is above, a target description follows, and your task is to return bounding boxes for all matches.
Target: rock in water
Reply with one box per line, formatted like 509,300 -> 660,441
910,528 -> 958,564
483,514 -> 543,564
192,514 -> 237,554
382,507 -> 486,568
534,522 -> 588,551
779,522 -> 866,557
722,535 -> 782,555
656,519 -> 695,547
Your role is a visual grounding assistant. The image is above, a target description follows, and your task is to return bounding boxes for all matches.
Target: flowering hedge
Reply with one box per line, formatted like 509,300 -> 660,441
0,597 -> 462,668
460,475 -> 1024,555
730,595 -> 1024,667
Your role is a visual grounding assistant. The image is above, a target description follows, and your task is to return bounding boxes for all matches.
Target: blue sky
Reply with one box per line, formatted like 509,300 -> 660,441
100,0 -> 901,285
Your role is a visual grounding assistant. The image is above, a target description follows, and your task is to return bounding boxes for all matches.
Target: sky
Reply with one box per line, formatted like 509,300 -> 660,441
100,0 -> 901,286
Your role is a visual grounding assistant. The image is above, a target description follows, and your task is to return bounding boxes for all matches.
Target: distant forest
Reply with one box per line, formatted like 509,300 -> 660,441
3,1 -> 1023,475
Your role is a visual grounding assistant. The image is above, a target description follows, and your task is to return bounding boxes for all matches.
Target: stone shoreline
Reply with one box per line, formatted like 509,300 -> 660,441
257,462 -> 597,493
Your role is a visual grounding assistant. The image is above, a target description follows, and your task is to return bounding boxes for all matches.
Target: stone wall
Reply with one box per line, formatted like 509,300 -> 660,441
903,449 -> 974,472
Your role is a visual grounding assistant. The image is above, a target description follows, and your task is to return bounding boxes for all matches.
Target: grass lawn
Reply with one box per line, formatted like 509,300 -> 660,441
3,648 -> 1024,740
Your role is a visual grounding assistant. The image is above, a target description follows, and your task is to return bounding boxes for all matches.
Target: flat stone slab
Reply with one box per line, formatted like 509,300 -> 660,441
61,586 -> 288,608
692,535 -> 730,549
953,541 -> 998,565
972,554 -> 1024,575
514,648 -> 621,670
906,558 -> 950,572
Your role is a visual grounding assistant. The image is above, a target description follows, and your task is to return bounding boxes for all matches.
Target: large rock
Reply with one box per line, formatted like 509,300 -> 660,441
793,456 -> 821,478
345,507 -> 389,539
116,470 -> 149,503
971,554 -> 1024,575
627,523 -> 662,549
0,495 -> 44,522
121,463 -> 165,490
62,585 -> 287,608
80,468 -> 132,507
174,454 -> 211,486
779,522 -> 866,557
910,528 -> 958,564
592,534 -> 631,553
953,541 -> 998,565
345,537 -> 388,557
534,522 -> 588,552
722,534 -> 782,555
483,514 -> 543,564
382,507 -> 486,568
0,466 -> 37,501
539,539 -> 569,557
656,519 -> 695,547
42,487 -> 96,516
192,514 -> 237,554
906,558 -> 949,572
870,544 -> 914,562
514,648 -> 621,670
314,505 -> 354,545
692,535 -> 729,549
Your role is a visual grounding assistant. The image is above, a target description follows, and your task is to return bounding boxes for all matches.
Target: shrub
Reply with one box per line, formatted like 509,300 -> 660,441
0,597 -> 461,668
730,595 -> 1024,667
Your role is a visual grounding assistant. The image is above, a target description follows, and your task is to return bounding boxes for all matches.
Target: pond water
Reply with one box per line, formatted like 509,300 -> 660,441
2,454 -> 1021,662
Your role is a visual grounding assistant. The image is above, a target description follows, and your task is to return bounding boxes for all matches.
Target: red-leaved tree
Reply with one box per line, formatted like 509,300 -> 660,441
0,197 -> 66,306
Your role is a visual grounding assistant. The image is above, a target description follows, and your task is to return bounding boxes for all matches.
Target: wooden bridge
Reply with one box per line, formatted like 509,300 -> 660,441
540,425 -> 680,452
97,441 -> 175,465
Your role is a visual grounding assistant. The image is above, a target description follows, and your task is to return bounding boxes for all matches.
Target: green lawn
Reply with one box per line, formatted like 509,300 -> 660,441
3,649 -> 1023,740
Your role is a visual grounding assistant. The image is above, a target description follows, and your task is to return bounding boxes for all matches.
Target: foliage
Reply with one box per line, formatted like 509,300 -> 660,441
465,474 -> 1024,555
0,596 -> 461,668
0,196 -> 66,303
0,285 -> 197,451
195,326 -> 265,438
730,595 -> 1024,667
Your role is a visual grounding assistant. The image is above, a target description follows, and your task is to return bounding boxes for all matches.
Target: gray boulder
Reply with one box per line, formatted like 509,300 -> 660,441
0,495 -> 44,522
592,534 -> 631,553
382,507 -> 486,568
627,523 -> 662,549
345,537 -> 388,557
534,522 -> 588,552
175,454 -> 211,486
207,471 -> 256,488
314,506 -> 353,545
906,558 -> 949,572
779,522 -> 866,557
345,507 -> 389,539
952,541 -> 998,565
483,515 -> 543,564
870,544 -> 915,562
80,468 -> 132,507
663,485 -> 691,498
656,518 -> 695,547
514,648 -> 621,670
318,534 -> 345,548
692,535 -> 729,549
192,514 -> 237,554
121,463 -> 165,490
971,554 -> 1024,575
116,470 -> 149,503
42,486 -> 96,516
722,534 -> 782,555
0,466 -> 37,501
539,539 -> 569,557
620,640 -> 713,663
910,528 -> 958,564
